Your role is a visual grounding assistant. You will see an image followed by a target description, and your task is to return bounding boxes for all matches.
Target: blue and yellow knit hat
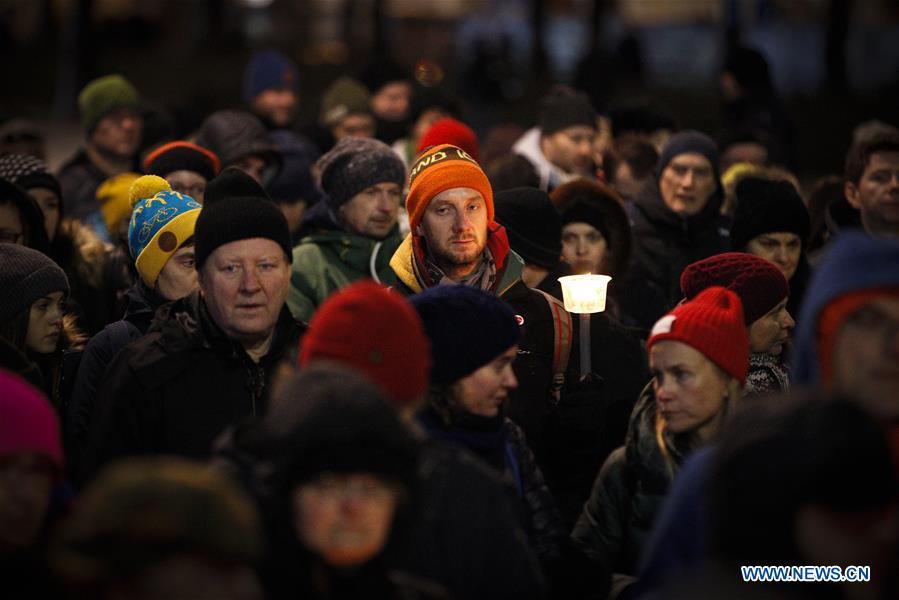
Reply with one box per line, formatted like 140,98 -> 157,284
128,179 -> 202,288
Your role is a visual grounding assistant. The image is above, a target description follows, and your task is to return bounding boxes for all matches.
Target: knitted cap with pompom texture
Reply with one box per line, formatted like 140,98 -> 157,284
298,281 -> 431,409
648,286 -> 749,384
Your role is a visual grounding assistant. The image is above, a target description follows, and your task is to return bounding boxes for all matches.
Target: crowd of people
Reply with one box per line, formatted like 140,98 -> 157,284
1,47 -> 898,599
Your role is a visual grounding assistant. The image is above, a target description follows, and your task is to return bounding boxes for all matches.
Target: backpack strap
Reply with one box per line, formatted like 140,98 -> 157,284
534,289 -> 572,404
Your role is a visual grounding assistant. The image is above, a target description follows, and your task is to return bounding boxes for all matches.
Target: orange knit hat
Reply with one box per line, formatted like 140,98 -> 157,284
405,143 -> 493,233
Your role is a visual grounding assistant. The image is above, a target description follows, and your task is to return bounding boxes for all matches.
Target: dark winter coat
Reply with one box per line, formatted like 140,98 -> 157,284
619,184 -> 730,335
541,312 -> 649,530
572,384 -> 692,585
83,293 -> 304,479
418,408 -> 566,563
65,282 -> 168,481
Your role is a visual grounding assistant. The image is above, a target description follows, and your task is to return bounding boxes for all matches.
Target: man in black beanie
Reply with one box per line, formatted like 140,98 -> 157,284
85,168 -> 304,479
513,88 -> 597,192
618,130 -> 730,336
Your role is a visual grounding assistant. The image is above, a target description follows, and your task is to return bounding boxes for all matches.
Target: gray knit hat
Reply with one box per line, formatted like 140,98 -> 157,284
315,137 -> 405,210
0,244 -> 69,322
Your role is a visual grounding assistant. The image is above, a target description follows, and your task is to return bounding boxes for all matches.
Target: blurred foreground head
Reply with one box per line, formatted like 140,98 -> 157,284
51,457 -> 263,600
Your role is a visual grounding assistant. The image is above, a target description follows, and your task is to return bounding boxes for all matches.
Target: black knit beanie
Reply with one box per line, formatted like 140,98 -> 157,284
494,187 -> 561,269
410,285 -> 521,386
730,177 -> 810,251
539,91 -> 596,136
204,167 -> 270,205
656,130 -> 720,181
195,168 -> 292,268
316,137 -> 406,209
0,244 -> 69,323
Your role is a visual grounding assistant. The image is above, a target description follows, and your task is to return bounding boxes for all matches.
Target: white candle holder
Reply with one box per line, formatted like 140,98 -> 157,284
558,274 -> 612,378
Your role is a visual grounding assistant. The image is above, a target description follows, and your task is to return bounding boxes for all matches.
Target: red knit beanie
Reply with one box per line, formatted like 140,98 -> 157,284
406,143 -> 493,234
0,370 -> 64,475
417,118 -> 480,163
298,281 -> 432,409
681,252 -> 788,325
648,286 -> 750,384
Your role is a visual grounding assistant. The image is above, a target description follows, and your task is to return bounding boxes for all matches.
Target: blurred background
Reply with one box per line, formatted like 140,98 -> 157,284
2,0 -> 898,180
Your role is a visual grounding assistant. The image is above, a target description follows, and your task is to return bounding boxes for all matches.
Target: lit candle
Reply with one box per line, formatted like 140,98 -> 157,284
558,274 -> 612,379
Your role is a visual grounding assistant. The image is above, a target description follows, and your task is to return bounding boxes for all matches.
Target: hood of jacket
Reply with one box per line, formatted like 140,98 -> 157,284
389,222 -> 523,296
792,231 -> 899,386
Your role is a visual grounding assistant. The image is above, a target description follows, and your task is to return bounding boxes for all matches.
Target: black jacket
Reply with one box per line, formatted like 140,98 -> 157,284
572,384 -> 691,581
65,282 -> 169,481
83,294 -> 304,479
619,184 -> 730,336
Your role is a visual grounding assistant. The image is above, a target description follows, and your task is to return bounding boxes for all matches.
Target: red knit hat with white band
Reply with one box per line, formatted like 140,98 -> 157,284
647,286 -> 750,384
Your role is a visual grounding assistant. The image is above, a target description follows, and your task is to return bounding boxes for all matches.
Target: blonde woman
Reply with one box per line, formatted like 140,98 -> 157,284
572,286 -> 748,598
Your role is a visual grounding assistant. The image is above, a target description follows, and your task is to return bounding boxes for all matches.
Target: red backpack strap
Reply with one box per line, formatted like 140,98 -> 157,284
534,289 -> 572,403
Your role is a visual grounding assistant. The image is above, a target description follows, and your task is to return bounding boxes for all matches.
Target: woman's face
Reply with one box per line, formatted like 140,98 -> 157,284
452,346 -> 518,418
746,232 -> 802,281
650,340 -> 732,440
561,222 -> 607,275
25,291 -> 65,354
748,298 -> 794,356
292,472 -> 401,568
28,188 -> 60,243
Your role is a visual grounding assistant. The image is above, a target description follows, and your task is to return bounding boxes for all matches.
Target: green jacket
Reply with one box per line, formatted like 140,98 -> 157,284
288,230 -> 402,321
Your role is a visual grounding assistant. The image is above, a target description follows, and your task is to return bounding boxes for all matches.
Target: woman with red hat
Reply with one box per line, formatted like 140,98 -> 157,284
572,286 -> 748,598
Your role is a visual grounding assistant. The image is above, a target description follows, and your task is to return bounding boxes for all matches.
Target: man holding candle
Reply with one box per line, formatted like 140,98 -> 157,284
389,144 -> 648,527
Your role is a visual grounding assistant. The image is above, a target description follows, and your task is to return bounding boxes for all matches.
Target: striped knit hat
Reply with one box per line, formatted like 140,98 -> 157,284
405,144 -> 493,234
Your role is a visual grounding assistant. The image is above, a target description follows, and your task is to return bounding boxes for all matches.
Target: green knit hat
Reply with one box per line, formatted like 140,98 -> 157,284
78,74 -> 140,133
319,77 -> 371,126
